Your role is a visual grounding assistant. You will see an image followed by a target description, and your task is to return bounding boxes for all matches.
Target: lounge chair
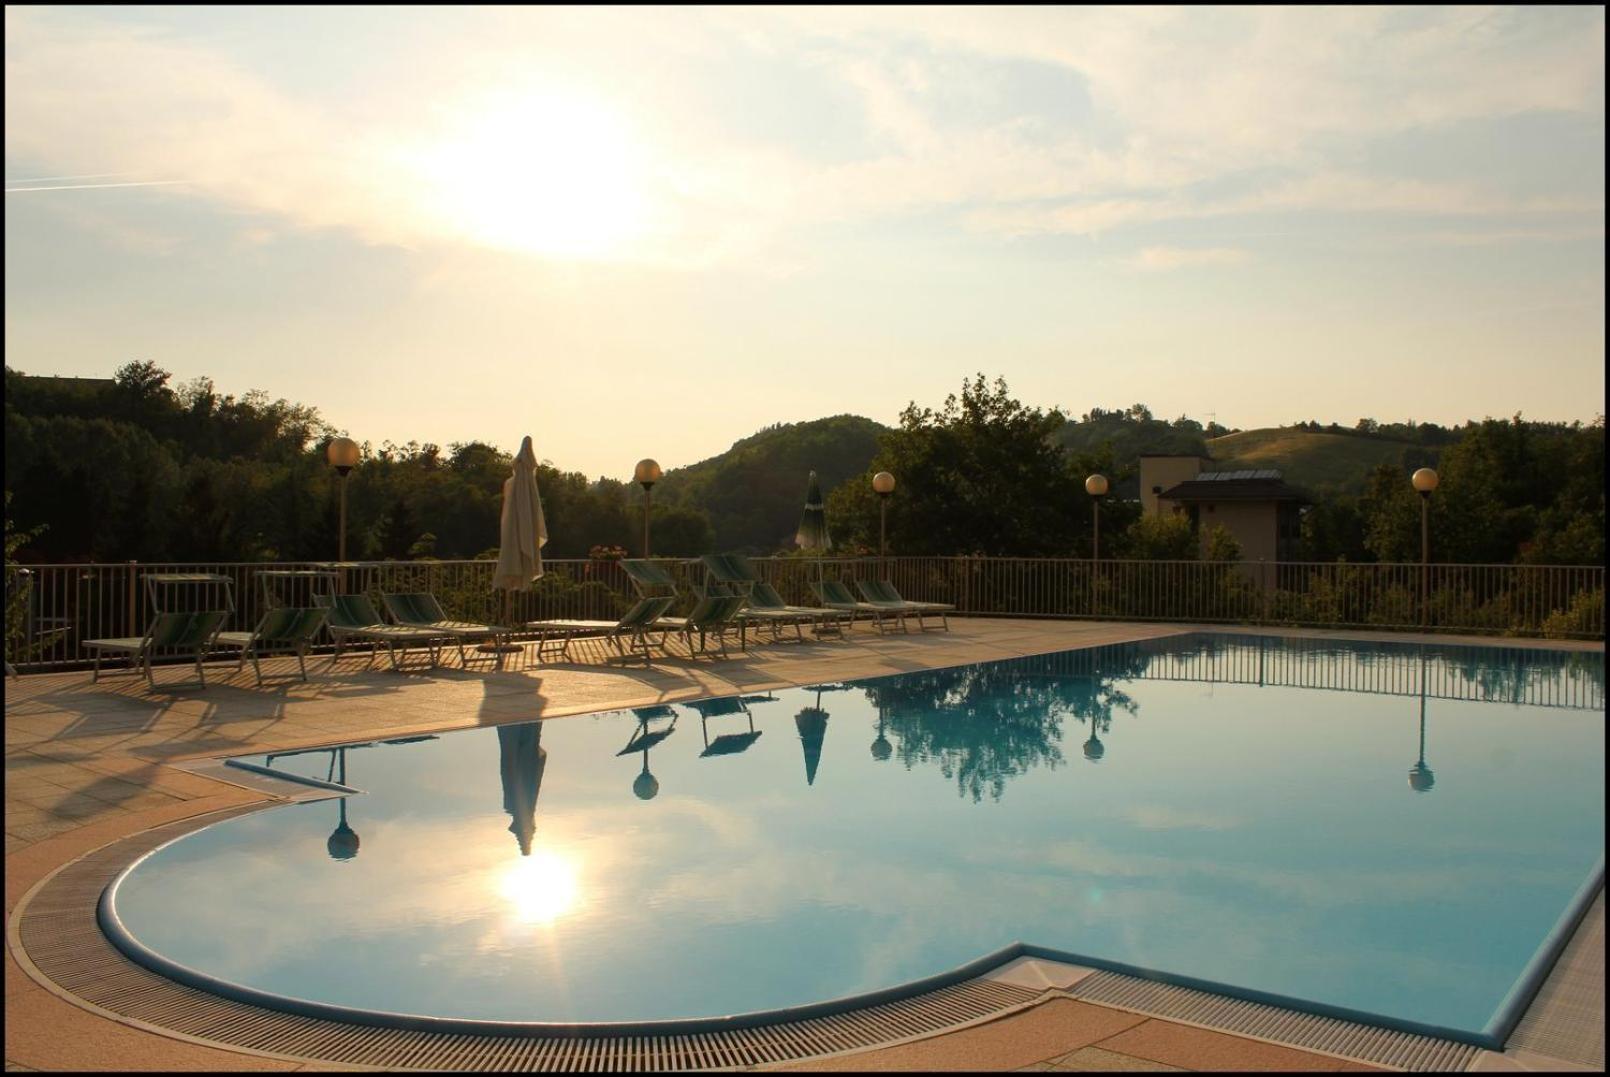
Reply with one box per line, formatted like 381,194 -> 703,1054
523,596 -> 676,661
857,579 -> 953,631
382,592 -> 506,662
214,606 -> 329,685
619,559 -> 682,600
693,576 -> 808,642
810,579 -> 904,634
683,696 -> 763,756
83,610 -> 229,688
656,594 -> 749,657
749,580 -> 850,638
319,594 -> 449,671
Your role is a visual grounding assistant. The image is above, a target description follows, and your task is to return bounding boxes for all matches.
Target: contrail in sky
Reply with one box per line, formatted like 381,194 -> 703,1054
5,171 -> 139,184
4,179 -> 189,193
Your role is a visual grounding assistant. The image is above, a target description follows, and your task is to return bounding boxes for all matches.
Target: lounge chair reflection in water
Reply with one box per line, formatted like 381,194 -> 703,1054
683,696 -> 764,757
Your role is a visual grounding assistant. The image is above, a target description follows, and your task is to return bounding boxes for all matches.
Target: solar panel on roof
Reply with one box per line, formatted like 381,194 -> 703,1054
1192,469 -> 1282,482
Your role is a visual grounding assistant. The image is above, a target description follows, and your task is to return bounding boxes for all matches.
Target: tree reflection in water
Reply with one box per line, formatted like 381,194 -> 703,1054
859,645 -> 1148,802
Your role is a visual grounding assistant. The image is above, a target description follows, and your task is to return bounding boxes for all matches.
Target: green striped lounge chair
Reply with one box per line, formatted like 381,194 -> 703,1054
83,610 -> 230,689
810,579 -> 903,634
319,594 -> 449,671
856,579 -> 953,631
748,580 -> 850,638
694,575 -> 805,643
524,596 -> 677,662
382,592 -> 505,663
619,559 -> 682,600
656,594 -> 750,658
214,606 -> 329,685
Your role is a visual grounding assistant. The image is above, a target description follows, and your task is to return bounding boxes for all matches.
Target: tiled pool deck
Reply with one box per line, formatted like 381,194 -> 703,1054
5,619 -> 1603,1072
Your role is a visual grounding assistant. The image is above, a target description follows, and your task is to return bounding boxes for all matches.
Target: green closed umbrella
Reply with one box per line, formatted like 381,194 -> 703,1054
795,470 -> 831,550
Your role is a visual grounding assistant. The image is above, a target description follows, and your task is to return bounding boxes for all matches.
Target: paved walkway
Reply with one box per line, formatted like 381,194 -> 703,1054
4,619 -> 1598,1071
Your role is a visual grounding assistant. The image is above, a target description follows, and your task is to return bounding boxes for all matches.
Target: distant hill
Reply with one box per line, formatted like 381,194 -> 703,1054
656,414 -> 889,551
1207,427 -> 1438,493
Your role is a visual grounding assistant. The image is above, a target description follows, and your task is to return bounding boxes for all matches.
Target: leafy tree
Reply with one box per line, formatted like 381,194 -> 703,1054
829,375 -> 1087,556
654,415 -> 887,552
1203,524 -> 1242,562
1119,513 -> 1197,560
5,492 -> 46,663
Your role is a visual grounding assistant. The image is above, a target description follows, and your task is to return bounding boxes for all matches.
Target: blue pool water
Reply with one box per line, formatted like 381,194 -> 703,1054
108,634 -> 1604,1035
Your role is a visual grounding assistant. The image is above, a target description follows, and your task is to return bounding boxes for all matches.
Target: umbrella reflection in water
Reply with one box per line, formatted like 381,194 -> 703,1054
796,683 -> 849,785
497,722 -> 547,855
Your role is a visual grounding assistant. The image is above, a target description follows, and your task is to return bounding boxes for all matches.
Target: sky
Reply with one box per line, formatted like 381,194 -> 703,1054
4,5 -> 1605,479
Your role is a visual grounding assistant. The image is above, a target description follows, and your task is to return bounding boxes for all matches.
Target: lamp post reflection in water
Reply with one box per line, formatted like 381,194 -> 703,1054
1408,649 -> 1435,793
870,703 -> 892,762
326,747 -> 360,861
620,706 -> 677,800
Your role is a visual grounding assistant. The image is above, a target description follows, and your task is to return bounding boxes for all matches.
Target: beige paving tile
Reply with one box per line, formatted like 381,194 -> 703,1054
781,998 -> 1148,1071
1050,1045 -> 1184,1071
1093,1019 -> 1382,1072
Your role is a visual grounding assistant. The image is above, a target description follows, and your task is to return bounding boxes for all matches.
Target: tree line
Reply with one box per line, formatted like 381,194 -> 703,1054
5,363 -> 1603,567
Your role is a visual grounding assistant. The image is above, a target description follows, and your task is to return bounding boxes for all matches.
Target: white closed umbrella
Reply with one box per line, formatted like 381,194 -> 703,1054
489,436 -> 547,648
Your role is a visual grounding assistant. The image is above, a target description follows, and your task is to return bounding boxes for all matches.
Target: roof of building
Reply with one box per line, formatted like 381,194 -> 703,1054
1158,470 -> 1309,503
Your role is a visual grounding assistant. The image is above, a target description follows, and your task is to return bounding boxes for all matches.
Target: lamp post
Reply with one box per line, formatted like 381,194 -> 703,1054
1411,468 -> 1439,626
1085,474 -> 1109,559
634,458 -> 662,558
326,437 -> 360,562
1085,474 -> 1108,618
872,471 -> 895,561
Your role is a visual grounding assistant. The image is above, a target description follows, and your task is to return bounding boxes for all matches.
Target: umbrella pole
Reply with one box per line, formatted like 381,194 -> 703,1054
478,587 -> 524,655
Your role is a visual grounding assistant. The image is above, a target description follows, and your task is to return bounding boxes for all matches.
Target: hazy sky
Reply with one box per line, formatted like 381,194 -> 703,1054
5,6 -> 1604,478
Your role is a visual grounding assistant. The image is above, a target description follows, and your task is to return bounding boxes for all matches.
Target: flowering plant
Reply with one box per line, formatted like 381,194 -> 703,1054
588,544 -> 629,561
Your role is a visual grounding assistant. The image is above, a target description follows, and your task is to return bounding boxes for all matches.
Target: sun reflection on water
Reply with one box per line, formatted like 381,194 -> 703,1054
497,849 -> 580,926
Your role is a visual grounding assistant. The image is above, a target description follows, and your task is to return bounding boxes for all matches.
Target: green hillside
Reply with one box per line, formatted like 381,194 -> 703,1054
656,414 -> 889,552
1207,427 -> 1437,493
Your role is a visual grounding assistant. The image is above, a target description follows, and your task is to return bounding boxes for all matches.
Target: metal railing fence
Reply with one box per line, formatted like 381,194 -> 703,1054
4,556 -> 1603,672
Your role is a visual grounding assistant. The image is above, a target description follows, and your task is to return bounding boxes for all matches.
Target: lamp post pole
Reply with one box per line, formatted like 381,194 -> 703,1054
634,458 -> 663,559
1084,474 -> 1109,616
327,437 -> 360,563
1411,468 -> 1439,627
872,472 -> 895,564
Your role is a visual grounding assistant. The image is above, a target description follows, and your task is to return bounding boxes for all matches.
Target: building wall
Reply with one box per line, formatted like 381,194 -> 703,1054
1198,501 -> 1278,562
1139,456 -> 1206,516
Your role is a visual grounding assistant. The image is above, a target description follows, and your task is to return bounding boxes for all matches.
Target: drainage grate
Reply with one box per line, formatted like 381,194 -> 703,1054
1504,888 -> 1605,1069
12,808 -> 1039,1071
1067,969 -> 1481,1072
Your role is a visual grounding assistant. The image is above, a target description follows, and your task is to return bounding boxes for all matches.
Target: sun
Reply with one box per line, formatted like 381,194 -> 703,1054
412,86 -> 649,259
497,849 -> 580,926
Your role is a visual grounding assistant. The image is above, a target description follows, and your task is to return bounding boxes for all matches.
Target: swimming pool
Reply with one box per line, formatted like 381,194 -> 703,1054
104,633 -> 1604,1042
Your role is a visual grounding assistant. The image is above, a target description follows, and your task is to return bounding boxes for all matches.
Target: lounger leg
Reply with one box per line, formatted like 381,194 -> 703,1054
143,649 -> 155,688
296,646 -> 308,682
196,650 -> 207,687
92,651 -> 101,683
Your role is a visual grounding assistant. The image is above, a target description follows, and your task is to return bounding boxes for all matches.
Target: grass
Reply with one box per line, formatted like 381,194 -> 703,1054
1207,427 -> 1432,493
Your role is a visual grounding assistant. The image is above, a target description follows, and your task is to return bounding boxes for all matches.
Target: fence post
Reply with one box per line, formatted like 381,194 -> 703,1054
1260,559 -> 1270,625
126,560 -> 138,636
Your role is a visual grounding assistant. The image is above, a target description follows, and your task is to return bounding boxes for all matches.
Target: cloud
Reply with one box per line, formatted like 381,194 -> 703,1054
1125,246 -> 1251,273
4,6 -> 1603,267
